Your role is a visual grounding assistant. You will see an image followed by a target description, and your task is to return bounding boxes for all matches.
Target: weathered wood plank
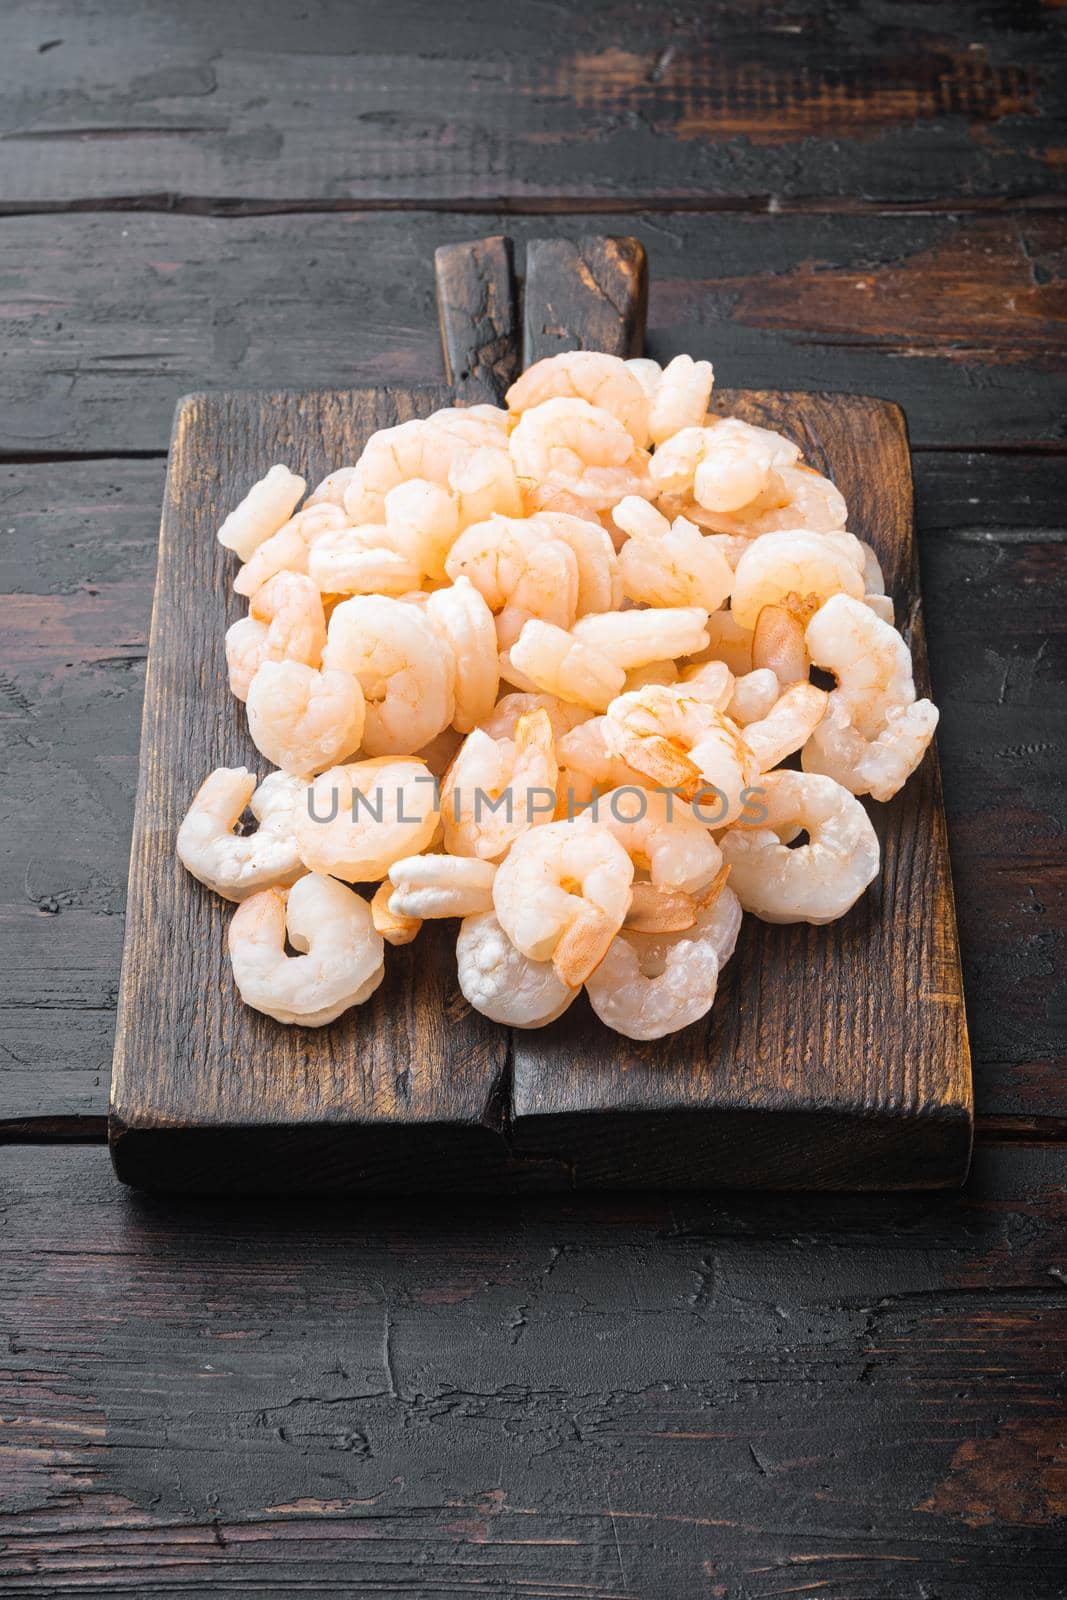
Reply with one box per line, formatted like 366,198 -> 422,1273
0,454 -> 1061,1131
435,235 -> 519,404
0,0 -> 1062,207
0,211 -> 1062,454
1,1142 -> 1064,1596
523,235 -> 648,363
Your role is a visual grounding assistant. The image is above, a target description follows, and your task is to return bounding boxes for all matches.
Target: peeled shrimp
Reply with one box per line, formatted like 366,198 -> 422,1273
218,464 -> 306,563
730,530 -> 866,632
651,418 -> 798,510
441,709 -> 558,861
605,684 -> 758,822
478,692 -> 591,743
323,595 -> 454,756
388,854 -> 496,919
647,355 -> 715,446
383,479 -> 461,583
177,766 -> 305,902
344,419 -> 521,528
506,619 -> 625,711
307,525 -> 423,598
509,397 -> 650,511
456,910 -> 577,1028
614,497 -> 732,612
590,786 -> 723,894
529,512 -> 622,615
228,873 -> 384,1026
370,880 -> 421,946
245,660 -> 365,776
424,578 -> 499,733
571,606 -> 710,670
445,514 -> 579,649
493,819 -> 634,986
727,668 -> 781,726
801,594 -> 938,800
225,571 -> 326,702
742,681 -> 828,772
671,461 -> 848,540
556,716 -> 656,808
233,504 -> 350,598
720,770 -> 879,924
306,466 -> 359,511
585,883 -> 742,1041
506,352 -> 651,446
295,757 -> 440,882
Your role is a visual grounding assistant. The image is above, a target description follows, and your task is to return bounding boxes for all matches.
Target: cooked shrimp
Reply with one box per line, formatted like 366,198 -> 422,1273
673,461 -> 847,539
344,419 -> 519,527
388,854 -> 496,919
647,354 -> 714,446
306,466 -> 359,511
228,874 -> 384,1026
233,504 -> 350,598
802,594 -> 938,799
506,619 -> 625,711
492,818 -> 634,985
445,515 -> 579,649
614,497 -> 733,612
509,397 -> 650,511
428,404 -> 509,450
605,684 -> 758,821
678,659 -> 735,710
218,464 -> 307,563
693,608 -> 754,676
176,766 -> 306,902
529,511 -> 622,615
383,479 -> 461,583
651,418 -> 798,510
307,525 -> 423,597
720,769 -> 879,924
424,577 -> 499,733
506,352 -> 651,446
571,606 -> 710,670
479,691 -> 591,742
585,884 -> 740,1041
741,681 -> 827,771
370,879 -> 421,945
441,709 -> 558,861
323,595 -> 454,756
225,572 -> 326,702
456,910 -> 577,1028
730,530 -> 866,632
624,659 -> 681,693
590,786 -> 724,893
245,660 -> 365,776
295,757 -> 440,881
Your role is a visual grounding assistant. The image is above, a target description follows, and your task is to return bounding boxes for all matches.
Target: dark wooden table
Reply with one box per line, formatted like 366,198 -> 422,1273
0,4 -> 1064,1595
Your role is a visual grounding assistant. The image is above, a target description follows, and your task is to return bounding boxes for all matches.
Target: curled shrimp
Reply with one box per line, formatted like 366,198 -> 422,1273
445,514 -> 578,650
306,466 -> 359,511
456,910 -> 577,1028
590,785 -> 723,894
668,461 -> 848,540
585,883 -> 742,1041
509,397 -> 650,512
233,504 -> 350,598
492,818 -> 634,986
729,530 -> 866,632
295,757 -> 440,882
647,355 -> 715,446
506,619 -> 625,711
556,716 -> 656,807
441,710 -> 558,861
720,769 -> 879,924
727,668 -> 781,726
425,577 -> 500,733
383,479 -> 461,583
529,511 -> 622,615
742,681 -> 828,772
428,404 -> 509,450
245,660 -> 365,776
307,525 -> 423,598
344,419 -> 520,527
225,571 -> 327,702
218,464 -> 307,563
651,418 -> 798,509
323,595 -> 454,756
613,496 -> 733,612
605,684 -> 758,821
388,854 -> 496,919
507,352 -> 652,446
228,874 -> 384,1026
801,594 -> 938,800
571,606 -> 710,670
177,766 -> 306,902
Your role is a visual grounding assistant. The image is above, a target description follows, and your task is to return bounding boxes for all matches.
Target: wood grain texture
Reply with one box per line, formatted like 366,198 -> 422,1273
2,1142 -> 1065,1598
0,210 -> 1061,456
108,375 -> 970,1192
0,0 -> 1062,208
523,235 -> 649,363
0,456 -> 1059,1132
435,235 -> 519,404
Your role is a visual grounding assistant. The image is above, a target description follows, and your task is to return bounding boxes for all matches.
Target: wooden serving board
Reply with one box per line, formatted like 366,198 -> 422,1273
110,235 -> 972,1194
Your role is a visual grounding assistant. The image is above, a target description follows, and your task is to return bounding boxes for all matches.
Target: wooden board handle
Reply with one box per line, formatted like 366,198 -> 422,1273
523,236 -> 648,365
434,236 -> 520,405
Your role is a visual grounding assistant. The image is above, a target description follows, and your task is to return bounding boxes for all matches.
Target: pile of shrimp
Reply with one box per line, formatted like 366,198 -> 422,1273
177,350 -> 939,1040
